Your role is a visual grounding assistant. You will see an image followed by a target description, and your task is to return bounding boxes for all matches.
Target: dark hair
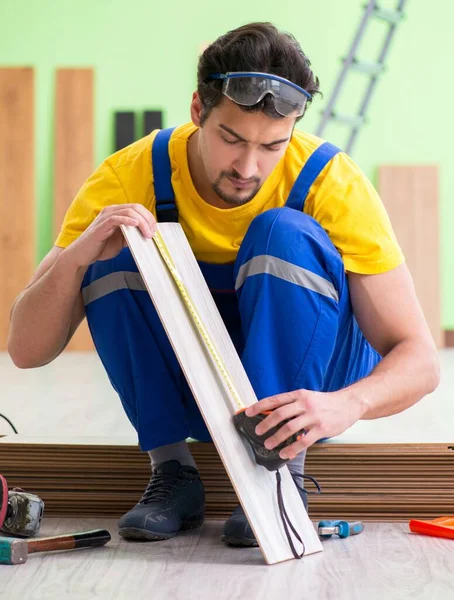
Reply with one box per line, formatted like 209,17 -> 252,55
197,22 -> 321,125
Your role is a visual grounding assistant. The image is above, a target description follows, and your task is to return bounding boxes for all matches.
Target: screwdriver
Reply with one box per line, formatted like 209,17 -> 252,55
318,520 -> 364,539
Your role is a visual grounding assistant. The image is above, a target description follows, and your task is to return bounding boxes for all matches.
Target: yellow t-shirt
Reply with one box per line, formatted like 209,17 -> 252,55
55,122 -> 404,274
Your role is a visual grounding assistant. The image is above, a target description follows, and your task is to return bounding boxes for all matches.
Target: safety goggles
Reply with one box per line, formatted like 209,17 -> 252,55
208,71 -> 311,117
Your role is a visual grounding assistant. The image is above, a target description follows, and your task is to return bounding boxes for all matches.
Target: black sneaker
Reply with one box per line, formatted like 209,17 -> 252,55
119,459 -> 205,541
221,475 -> 312,548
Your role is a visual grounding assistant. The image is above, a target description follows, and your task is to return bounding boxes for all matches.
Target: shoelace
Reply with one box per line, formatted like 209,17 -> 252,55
140,472 -> 184,504
276,471 -> 322,560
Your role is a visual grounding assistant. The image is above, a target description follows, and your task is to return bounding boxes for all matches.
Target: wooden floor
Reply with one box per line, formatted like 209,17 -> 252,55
0,519 -> 453,599
1,351 -> 454,596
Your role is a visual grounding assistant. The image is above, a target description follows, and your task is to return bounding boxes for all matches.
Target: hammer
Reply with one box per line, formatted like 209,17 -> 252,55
0,528 -> 111,565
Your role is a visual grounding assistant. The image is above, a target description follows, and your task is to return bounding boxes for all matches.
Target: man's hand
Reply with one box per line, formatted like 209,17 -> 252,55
64,204 -> 157,269
245,389 -> 366,459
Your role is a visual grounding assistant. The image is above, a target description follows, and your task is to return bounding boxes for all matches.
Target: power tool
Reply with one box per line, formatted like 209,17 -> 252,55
0,474 -> 44,537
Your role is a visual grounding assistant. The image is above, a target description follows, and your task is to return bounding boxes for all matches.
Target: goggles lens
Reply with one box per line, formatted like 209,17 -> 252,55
209,72 -> 310,117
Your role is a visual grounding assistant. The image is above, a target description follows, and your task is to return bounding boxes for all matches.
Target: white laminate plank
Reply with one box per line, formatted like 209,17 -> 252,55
121,223 -> 322,565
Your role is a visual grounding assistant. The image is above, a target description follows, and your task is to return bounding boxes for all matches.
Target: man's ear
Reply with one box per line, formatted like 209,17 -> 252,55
190,92 -> 204,127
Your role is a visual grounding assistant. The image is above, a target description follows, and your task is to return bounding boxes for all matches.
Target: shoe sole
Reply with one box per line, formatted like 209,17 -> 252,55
220,535 -> 259,548
119,527 -> 175,541
119,516 -> 205,542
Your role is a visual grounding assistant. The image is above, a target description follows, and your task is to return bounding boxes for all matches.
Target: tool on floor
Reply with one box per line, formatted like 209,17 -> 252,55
409,517 -> 454,540
318,520 -> 364,539
0,474 -> 44,538
151,229 -> 319,560
0,528 -> 111,565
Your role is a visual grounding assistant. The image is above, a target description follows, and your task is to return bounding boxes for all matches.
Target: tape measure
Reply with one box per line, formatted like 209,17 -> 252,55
153,230 -> 244,412
152,229 -> 304,474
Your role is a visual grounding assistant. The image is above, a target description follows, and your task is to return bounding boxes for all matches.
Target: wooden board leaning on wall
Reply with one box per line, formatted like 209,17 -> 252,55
55,68 -> 94,351
379,165 -> 442,348
0,68 -> 34,350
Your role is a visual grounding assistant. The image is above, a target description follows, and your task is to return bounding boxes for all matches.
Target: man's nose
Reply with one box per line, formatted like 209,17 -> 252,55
233,149 -> 259,180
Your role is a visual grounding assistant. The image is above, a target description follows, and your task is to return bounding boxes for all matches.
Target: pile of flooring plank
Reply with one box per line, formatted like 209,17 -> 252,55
0,436 -> 452,521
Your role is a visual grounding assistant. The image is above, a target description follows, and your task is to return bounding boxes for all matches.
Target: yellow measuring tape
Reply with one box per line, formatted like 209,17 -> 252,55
153,230 -> 244,412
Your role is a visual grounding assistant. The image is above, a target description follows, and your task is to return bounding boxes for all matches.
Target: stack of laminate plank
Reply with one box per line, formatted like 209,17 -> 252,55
0,437 -> 452,521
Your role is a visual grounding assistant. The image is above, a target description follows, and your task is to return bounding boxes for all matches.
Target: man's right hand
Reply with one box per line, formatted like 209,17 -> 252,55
64,204 -> 157,268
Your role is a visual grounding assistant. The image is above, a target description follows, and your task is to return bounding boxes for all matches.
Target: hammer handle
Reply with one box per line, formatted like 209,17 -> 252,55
27,529 -> 111,554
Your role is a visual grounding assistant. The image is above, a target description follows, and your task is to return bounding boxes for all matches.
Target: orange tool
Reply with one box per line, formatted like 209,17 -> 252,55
409,517 -> 454,540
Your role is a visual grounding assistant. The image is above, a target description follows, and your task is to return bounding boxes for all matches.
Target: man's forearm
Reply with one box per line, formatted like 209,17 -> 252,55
340,338 -> 440,420
8,251 -> 86,368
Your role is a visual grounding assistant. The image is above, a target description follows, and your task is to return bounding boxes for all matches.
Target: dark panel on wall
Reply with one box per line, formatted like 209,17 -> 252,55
143,110 -> 163,136
115,111 -> 135,151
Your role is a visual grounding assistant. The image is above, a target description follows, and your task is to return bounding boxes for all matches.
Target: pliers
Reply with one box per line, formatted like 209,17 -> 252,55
318,520 -> 364,539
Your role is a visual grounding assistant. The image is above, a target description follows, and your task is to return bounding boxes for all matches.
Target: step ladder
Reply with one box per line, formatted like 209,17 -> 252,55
315,0 -> 407,154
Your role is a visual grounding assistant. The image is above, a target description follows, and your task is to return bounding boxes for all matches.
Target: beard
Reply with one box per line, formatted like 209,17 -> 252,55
211,170 -> 261,207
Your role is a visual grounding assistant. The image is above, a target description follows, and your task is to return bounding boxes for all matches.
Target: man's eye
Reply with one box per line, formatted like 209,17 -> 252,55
222,137 -> 238,145
265,146 -> 282,152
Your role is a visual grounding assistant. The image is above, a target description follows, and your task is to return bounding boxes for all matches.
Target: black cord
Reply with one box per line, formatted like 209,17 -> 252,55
276,471 -> 305,559
292,472 -> 322,495
0,414 -> 18,434
275,470 -> 322,560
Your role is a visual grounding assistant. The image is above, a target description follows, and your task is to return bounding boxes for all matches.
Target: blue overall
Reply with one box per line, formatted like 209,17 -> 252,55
81,128 -> 381,451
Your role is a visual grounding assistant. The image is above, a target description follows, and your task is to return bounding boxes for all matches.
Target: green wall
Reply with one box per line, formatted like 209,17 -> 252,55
1,0 -> 452,324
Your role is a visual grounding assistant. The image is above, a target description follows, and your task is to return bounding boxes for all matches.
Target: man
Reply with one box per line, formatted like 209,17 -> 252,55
8,22 -> 439,548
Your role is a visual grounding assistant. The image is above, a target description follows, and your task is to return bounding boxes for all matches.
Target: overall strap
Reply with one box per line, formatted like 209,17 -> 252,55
151,127 -> 178,222
286,142 -> 342,212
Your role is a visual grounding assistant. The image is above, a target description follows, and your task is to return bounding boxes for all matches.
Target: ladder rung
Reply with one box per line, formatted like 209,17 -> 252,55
330,112 -> 365,128
373,7 -> 404,24
349,59 -> 384,75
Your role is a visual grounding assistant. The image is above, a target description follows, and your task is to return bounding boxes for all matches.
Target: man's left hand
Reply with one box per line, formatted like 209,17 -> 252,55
245,389 -> 366,459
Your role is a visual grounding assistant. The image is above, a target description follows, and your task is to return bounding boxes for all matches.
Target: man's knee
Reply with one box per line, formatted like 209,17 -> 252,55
237,207 -> 344,285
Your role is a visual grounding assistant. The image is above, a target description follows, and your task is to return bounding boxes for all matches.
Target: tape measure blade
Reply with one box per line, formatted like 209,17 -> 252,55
152,228 -> 244,411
